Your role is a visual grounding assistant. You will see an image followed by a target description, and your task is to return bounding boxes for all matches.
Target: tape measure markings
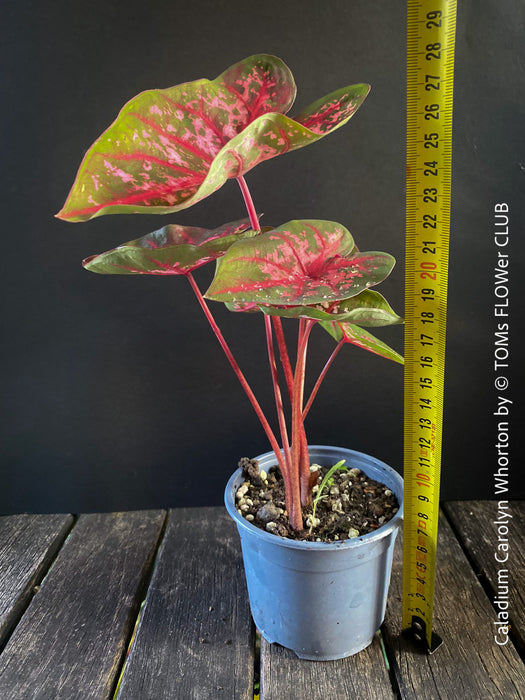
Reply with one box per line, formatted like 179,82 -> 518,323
403,0 -> 457,652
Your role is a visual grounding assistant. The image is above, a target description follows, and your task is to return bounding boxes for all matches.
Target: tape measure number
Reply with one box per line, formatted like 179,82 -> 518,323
403,0 -> 457,652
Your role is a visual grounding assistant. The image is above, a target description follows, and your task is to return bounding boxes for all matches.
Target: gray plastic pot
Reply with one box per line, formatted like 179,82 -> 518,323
224,445 -> 403,660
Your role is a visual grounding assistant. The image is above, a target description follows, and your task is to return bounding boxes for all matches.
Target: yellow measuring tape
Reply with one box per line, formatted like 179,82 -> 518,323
403,0 -> 457,652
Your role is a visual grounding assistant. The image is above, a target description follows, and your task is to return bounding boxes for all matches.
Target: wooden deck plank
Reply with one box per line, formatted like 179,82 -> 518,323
0,514 -> 73,649
443,500 -> 525,652
0,510 -> 165,700
260,630 -> 395,699
116,507 -> 255,700
383,511 -> 525,699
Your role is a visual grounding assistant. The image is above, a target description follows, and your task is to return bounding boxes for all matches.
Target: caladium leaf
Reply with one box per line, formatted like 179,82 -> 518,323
258,290 -> 403,326
56,54 -> 370,222
82,218 -> 255,275
205,220 -> 394,306
320,320 -> 404,364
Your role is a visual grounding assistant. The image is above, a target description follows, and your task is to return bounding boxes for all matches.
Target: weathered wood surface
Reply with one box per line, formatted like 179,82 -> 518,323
116,507 -> 255,700
443,500 -> 525,653
0,505 -> 523,699
260,631 -> 395,699
383,510 -> 525,699
0,514 -> 73,650
0,511 -> 166,700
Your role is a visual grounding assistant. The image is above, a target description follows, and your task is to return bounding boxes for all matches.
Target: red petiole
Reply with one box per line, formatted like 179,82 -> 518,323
186,272 -> 288,480
303,339 -> 345,419
185,177 -> 346,530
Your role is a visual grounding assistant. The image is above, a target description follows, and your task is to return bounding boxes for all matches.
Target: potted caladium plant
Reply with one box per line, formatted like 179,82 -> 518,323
57,54 -> 404,660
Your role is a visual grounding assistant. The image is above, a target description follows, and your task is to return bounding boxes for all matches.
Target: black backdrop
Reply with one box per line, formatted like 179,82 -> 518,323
2,0 -> 523,514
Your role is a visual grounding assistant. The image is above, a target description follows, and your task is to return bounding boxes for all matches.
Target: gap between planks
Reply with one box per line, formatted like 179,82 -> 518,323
0,511 -> 168,700
115,507 -> 255,700
110,510 -> 171,700
0,513 -> 76,655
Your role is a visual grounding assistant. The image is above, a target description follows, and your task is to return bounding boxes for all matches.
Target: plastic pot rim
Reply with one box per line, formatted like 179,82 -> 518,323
225,444 -> 403,552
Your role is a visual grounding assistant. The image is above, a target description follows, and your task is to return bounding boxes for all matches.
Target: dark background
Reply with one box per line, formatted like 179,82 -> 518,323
2,0 -> 523,514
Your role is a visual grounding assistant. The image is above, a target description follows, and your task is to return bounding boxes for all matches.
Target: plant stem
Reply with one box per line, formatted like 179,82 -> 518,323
298,318 -> 306,349
235,174 -> 304,528
298,422 -> 310,505
291,320 -> 315,507
186,272 -> 287,478
236,176 -> 260,231
303,339 -> 345,419
295,318 -> 313,504
264,316 -> 301,528
271,316 -> 294,401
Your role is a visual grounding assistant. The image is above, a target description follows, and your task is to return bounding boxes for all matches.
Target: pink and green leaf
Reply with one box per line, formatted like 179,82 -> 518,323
205,220 -> 394,306
82,218 -> 255,275
258,290 -> 403,326
293,83 -> 370,135
56,54 -> 369,222
320,320 -> 404,364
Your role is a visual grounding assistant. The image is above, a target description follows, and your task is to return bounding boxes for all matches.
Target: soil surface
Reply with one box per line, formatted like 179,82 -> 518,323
235,457 -> 400,542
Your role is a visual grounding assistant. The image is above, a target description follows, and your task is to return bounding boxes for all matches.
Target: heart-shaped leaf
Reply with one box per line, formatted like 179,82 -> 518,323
82,218 -> 255,275
56,54 -> 369,222
320,320 -> 404,364
205,220 -> 394,306
258,290 -> 403,326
